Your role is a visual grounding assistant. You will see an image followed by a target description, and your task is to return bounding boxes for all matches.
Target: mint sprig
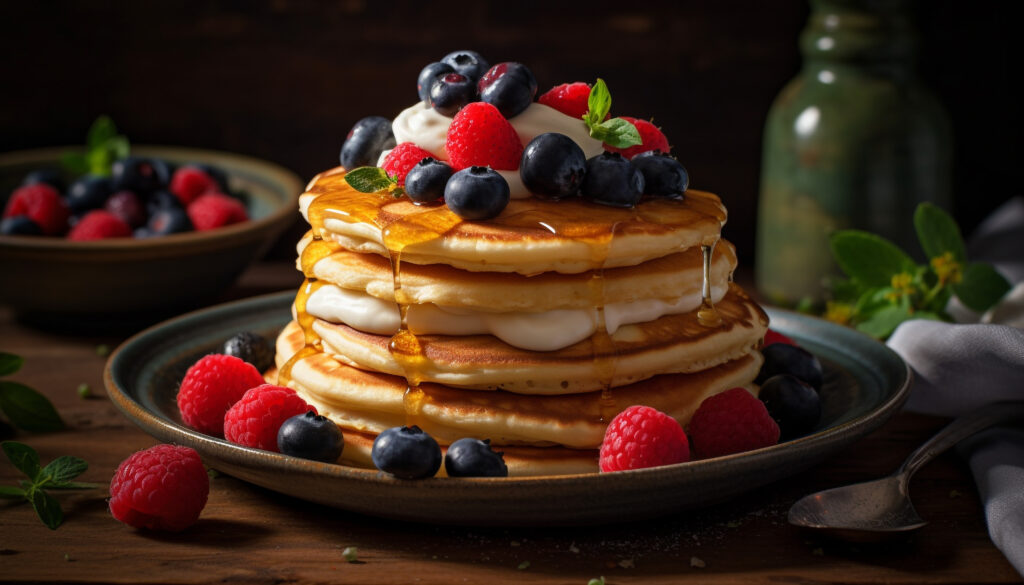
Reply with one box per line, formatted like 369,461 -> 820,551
582,79 -> 642,149
343,167 -> 405,198
0,353 -> 64,433
60,115 -> 131,177
826,203 -> 1012,339
1,441 -> 98,530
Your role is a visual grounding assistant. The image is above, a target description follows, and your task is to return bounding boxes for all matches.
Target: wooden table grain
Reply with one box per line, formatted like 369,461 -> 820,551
1,263 -> 1019,584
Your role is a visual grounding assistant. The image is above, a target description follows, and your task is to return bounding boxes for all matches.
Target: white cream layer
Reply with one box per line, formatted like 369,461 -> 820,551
306,283 -> 728,352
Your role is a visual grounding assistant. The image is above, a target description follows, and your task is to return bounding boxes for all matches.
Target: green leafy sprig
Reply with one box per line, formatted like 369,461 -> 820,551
343,167 -> 405,198
825,203 -> 1011,339
582,79 -> 642,149
0,353 -> 64,432
60,115 -> 131,177
1,441 -> 98,529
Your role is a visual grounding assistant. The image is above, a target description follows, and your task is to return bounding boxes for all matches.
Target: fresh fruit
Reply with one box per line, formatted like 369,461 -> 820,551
417,61 -> 456,102
631,151 -> 689,198
2,183 -> 70,235
222,331 -> 275,373
763,329 -> 796,347
190,163 -> 230,194
67,210 -> 132,240
580,152 -> 644,208
380,142 -> 435,187
66,175 -> 114,214
441,50 -> 490,83
444,438 -> 509,477
146,189 -> 183,215
755,343 -> 824,390
277,410 -> 344,462
104,190 -> 146,228
519,132 -> 587,199
444,166 -> 510,220
758,374 -> 822,439
340,116 -> 397,170
371,425 -> 442,479
404,158 -> 453,204
187,193 -> 248,231
111,156 -> 172,194
223,384 -> 315,451
477,62 -> 537,119
170,166 -> 218,206
176,354 -> 266,436
429,72 -> 476,117
537,82 -> 593,119
109,444 -> 209,532
0,215 -> 41,236
21,168 -> 65,192
604,117 -> 670,159
599,405 -> 690,472
688,388 -> 780,459
445,102 -> 524,170
140,205 -> 193,237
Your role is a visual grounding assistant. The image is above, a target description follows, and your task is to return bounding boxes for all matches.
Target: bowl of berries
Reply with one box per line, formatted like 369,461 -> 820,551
0,118 -> 303,322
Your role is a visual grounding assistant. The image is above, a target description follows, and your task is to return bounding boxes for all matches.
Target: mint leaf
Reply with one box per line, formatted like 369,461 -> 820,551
60,152 -> 89,175
954,262 -> 1012,312
586,78 -> 612,124
344,167 -> 397,193
592,118 -> 642,149
830,230 -> 916,288
29,488 -> 64,530
40,456 -> 88,485
87,116 -> 117,150
107,135 -> 131,161
87,147 -> 113,177
0,353 -> 22,377
0,485 -> 25,498
2,441 -> 41,480
0,381 -> 65,432
856,305 -> 914,339
915,203 -> 966,262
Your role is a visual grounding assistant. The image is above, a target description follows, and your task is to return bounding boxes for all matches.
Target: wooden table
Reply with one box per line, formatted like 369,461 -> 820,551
1,263 -> 1019,584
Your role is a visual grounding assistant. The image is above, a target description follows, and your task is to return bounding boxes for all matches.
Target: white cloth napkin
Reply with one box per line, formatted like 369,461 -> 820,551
886,196 -> 1024,575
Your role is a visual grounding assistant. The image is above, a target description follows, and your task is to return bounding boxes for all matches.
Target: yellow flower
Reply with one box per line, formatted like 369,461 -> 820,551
931,252 -> 963,285
824,301 -> 853,325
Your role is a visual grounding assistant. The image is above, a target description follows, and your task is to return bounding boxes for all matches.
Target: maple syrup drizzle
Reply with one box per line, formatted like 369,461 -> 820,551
697,241 -> 723,327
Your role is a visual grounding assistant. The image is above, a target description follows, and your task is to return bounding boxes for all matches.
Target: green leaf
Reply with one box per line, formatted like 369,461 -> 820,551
586,78 -> 612,124
954,262 -> 1012,312
855,305 -> 914,339
0,381 -> 65,432
0,485 -> 26,498
344,167 -> 396,193
87,147 -> 112,176
2,441 -> 41,480
591,118 -> 642,149
915,203 -> 966,262
29,488 -> 64,530
60,152 -> 89,175
0,353 -> 23,377
830,230 -> 916,288
87,116 -> 117,150
40,456 -> 88,485
106,135 -> 131,161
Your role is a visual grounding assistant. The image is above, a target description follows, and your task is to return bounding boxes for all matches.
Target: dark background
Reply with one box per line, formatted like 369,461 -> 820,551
1,0 -> 1018,264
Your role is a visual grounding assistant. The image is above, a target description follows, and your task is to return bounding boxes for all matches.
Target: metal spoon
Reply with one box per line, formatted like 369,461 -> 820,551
788,401 -> 1024,542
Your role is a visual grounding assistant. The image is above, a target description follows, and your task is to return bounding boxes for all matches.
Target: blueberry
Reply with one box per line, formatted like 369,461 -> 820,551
631,151 -> 689,198
66,175 -> 114,214
759,374 -> 822,439
429,73 -> 476,117
404,158 -> 453,204
756,343 -> 824,390
112,156 -> 171,194
417,61 -> 456,102
22,168 -> 65,192
222,331 -> 275,373
144,205 -> 193,236
105,190 -> 146,228
477,62 -> 537,119
520,133 -> 587,199
444,438 -> 508,478
340,116 -> 397,170
441,50 -> 490,83
277,411 -> 345,463
371,425 -> 442,479
580,152 -> 645,208
0,215 -> 42,236
444,166 -> 510,220
146,190 -> 182,216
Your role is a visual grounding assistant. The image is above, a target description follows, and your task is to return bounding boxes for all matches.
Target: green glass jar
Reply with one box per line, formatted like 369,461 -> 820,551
755,0 -> 952,305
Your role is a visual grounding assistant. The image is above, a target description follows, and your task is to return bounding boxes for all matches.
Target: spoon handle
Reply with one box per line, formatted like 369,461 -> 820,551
898,401 -> 1024,478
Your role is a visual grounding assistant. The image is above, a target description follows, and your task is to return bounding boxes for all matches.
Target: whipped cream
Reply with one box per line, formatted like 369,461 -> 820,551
383,101 -> 605,199
306,283 -> 728,352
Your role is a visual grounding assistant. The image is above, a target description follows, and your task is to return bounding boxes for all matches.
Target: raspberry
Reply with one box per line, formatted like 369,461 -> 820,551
223,384 -> 315,451
104,190 -> 146,228
3,183 -> 70,235
445,102 -> 524,171
186,193 -> 248,231
380,142 -> 435,187
764,329 -> 797,347
604,116 -> 670,159
170,166 -> 218,206
67,210 -> 132,241
177,354 -> 265,436
688,388 -> 780,459
599,405 -> 690,472
538,82 -> 593,119
109,444 -> 209,532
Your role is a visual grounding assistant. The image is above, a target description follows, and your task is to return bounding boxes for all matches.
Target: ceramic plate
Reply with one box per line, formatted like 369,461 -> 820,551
105,291 -> 910,526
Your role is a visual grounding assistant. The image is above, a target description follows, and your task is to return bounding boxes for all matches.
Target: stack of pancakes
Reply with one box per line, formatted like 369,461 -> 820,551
274,168 -> 768,475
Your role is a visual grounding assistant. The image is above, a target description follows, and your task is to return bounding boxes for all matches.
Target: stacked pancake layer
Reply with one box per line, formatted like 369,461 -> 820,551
274,168 -> 768,476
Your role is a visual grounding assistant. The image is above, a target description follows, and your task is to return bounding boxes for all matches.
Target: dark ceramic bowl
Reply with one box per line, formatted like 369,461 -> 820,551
0,146 -> 302,322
